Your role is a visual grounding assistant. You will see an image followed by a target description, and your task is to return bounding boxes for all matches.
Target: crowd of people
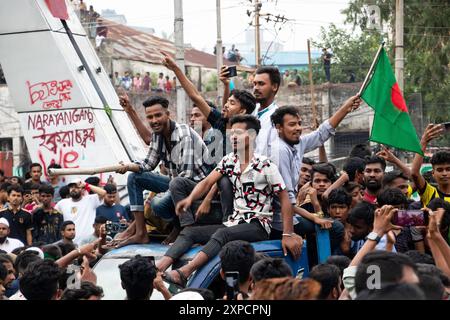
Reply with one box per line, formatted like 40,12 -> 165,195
112,71 -> 176,94
0,51 -> 449,300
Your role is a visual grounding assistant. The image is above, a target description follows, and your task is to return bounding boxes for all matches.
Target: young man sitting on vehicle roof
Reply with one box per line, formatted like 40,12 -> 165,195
156,115 -> 302,288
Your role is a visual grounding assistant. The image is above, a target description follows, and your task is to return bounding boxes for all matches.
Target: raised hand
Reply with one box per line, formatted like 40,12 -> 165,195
161,50 -> 178,71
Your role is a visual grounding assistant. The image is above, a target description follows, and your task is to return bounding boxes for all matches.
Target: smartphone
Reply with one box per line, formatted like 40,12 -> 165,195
393,210 -> 428,227
442,122 -> 450,132
145,256 -> 156,265
225,271 -> 240,300
227,65 -> 237,78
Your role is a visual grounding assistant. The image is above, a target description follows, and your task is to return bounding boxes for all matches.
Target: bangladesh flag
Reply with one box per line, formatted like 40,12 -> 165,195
361,47 -> 423,155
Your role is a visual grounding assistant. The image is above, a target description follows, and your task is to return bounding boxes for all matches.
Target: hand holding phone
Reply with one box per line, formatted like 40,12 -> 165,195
225,271 -> 240,300
226,66 -> 237,78
393,210 -> 428,227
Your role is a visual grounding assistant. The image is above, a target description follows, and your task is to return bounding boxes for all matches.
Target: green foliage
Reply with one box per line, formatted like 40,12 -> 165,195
204,73 -> 218,92
300,24 -> 387,85
341,0 -> 450,145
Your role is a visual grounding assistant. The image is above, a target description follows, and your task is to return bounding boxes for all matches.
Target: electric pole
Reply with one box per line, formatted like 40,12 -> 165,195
254,0 -> 261,67
395,0 -> 404,91
216,0 -> 223,105
174,0 -> 186,124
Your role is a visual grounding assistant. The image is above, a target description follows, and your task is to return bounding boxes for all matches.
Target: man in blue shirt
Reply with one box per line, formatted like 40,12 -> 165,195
96,184 -> 129,223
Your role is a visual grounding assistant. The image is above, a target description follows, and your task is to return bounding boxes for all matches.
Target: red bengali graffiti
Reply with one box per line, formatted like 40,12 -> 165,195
32,127 -> 96,154
27,79 -> 73,109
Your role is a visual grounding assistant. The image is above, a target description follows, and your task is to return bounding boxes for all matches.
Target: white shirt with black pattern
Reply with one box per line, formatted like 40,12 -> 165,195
215,152 -> 286,234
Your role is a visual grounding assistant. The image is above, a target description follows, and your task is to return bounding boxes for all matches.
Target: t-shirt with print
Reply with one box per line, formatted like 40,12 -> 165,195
55,194 -> 102,244
96,204 -> 129,222
214,152 -> 286,234
32,208 -> 64,244
0,208 -> 33,245
419,182 -> 450,207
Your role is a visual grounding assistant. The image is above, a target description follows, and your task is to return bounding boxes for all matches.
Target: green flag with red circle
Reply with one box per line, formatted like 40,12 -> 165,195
361,47 -> 423,155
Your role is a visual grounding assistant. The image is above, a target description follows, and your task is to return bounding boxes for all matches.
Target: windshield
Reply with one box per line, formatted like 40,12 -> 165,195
94,257 -> 172,300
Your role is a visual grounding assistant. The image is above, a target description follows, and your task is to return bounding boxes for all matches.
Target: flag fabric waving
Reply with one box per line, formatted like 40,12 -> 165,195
360,47 -> 423,155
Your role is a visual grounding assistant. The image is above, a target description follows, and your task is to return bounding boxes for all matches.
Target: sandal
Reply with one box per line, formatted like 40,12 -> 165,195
163,269 -> 188,289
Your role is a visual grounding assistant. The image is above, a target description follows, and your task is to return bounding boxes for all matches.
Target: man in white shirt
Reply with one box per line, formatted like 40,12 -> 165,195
252,66 -> 281,156
55,179 -> 105,245
0,217 -> 24,253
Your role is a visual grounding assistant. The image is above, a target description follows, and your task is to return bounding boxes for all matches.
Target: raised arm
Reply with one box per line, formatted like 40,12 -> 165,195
119,91 -> 152,145
322,171 -> 349,200
161,51 -> 211,118
411,124 -> 444,191
219,66 -> 231,108
328,95 -> 361,128
377,145 -> 412,179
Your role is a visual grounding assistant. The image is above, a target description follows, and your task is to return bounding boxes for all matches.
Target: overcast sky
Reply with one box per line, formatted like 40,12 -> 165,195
87,0 -> 351,53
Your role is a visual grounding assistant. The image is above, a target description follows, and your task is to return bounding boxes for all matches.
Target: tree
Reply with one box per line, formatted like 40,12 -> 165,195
342,0 -> 450,146
299,24 -> 387,85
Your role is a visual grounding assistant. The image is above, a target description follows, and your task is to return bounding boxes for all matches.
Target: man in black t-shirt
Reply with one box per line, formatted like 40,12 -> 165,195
322,48 -> 332,82
0,185 -> 32,245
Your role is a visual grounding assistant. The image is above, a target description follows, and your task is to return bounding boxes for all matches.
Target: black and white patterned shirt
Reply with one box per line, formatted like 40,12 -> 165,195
137,120 -> 209,182
215,152 -> 286,234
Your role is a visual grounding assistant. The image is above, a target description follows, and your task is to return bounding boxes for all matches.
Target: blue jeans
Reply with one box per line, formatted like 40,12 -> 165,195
127,172 -> 175,221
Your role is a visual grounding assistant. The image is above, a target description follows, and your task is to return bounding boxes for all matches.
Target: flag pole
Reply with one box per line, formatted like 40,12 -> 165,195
358,42 -> 385,96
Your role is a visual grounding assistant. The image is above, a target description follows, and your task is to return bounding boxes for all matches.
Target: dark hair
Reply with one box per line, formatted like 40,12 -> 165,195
343,157 -> 366,181
0,182 -> 11,192
302,157 -> 315,166
56,242 -> 76,257
61,281 -> 104,300
48,163 -> 62,170
84,176 -> 100,186
427,198 -> 450,231
20,259 -> 61,300
415,265 -> 445,300
404,251 -> 434,265
119,255 -> 157,300
7,184 -> 24,196
39,184 -> 55,196
250,257 -> 293,282
327,188 -> 352,207
347,201 -> 376,226
325,255 -> 351,277
0,169 -> 4,177
94,216 -> 108,224
42,244 -> 63,261
309,263 -> 341,299
0,262 -> 6,281
59,185 -> 70,199
229,114 -> 261,135
143,96 -> 169,109
355,251 -> 417,294
344,181 -> 363,194
61,220 -> 75,231
377,188 -> 408,207
270,106 -> 300,127
415,263 -> 450,288
382,170 -> 409,187
103,183 -> 117,194
230,90 -> 256,114
255,66 -> 281,90
430,151 -> 450,166
365,155 -> 386,171
219,240 -> 255,284
311,163 -> 337,183
177,288 -> 215,300
356,283 -> 425,300
29,163 -> 42,170
0,253 -> 14,266
349,144 -> 372,159
10,176 -> 23,185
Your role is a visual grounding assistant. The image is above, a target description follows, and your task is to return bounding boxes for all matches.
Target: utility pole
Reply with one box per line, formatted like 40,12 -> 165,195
216,0 -> 223,106
174,0 -> 186,124
395,0 -> 404,91
307,39 -> 318,128
254,0 -> 261,67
